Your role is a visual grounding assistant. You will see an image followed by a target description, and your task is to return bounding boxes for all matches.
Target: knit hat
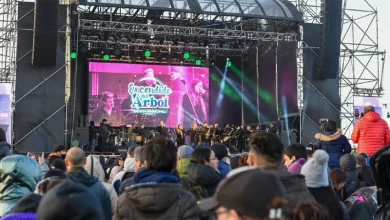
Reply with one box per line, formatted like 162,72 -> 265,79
211,144 -> 229,160
177,145 -> 194,159
340,154 -> 356,172
0,213 -> 36,220
288,158 -> 306,174
301,150 -> 329,187
355,155 -> 367,166
49,159 -> 66,173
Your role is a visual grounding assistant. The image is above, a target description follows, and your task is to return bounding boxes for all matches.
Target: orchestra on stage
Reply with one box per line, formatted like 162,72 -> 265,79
89,118 -> 280,154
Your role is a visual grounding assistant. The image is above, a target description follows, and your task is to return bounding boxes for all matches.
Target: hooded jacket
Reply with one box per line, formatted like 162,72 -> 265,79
0,155 -> 41,217
340,154 -> 358,198
114,168 -> 200,220
0,142 -> 11,161
67,167 -> 112,220
177,158 -> 191,177
112,157 -> 135,184
181,163 -> 222,197
351,111 -> 390,156
85,156 -> 118,214
316,131 -> 351,169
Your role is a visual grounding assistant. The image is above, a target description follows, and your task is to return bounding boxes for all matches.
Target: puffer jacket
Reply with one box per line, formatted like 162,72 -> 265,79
316,131 -> 351,169
85,156 -> 118,214
0,155 -> 41,217
177,158 -> 191,177
181,163 -> 222,197
340,154 -> 358,198
351,111 -> 390,156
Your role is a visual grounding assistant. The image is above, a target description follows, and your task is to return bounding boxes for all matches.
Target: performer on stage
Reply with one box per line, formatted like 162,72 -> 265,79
176,124 -> 185,146
134,124 -> 145,145
186,123 -> 200,149
128,123 -> 137,146
97,119 -> 110,152
89,121 -> 98,151
157,121 -> 168,138
182,80 -> 208,128
236,125 -> 246,153
202,122 -> 211,147
91,92 -> 119,125
149,130 -> 156,139
211,123 -> 221,144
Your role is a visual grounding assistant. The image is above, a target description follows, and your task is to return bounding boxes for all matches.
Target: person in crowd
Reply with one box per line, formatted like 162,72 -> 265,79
300,150 -> 344,220
211,144 -> 231,178
65,147 -> 112,220
345,187 -> 378,220
359,152 -> 371,166
292,201 -> 330,220
119,146 -> 145,194
35,169 -> 66,196
329,168 -> 347,201
283,144 -> 308,168
36,179 -> 105,220
89,121 -> 98,150
181,147 -> 222,200
306,143 -> 319,159
288,158 -> 306,174
177,145 -> 194,178
355,154 -> 376,189
229,155 -> 240,170
112,149 -> 136,185
47,145 -> 65,166
351,105 -> 390,156
247,132 -> 315,215
238,153 -> 249,168
108,153 -> 127,184
2,193 -> 42,220
315,120 -> 351,169
85,155 -> 118,214
114,137 -> 199,220
0,128 -> 11,161
0,155 -> 41,217
340,154 -> 358,197
49,158 -> 67,173
198,169 -> 287,220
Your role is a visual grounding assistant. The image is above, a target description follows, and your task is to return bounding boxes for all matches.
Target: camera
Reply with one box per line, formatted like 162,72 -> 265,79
319,118 -> 328,131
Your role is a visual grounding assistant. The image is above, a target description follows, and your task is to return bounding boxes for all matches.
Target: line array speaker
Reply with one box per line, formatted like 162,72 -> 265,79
32,0 -> 59,66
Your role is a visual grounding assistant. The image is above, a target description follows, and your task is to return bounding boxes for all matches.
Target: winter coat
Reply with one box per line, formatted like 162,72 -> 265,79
263,167 -> 315,214
351,111 -> 390,156
217,160 -> 231,178
85,156 -> 118,214
181,163 -> 222,197
317,131 -> 351,169
177,158 -> 191,178
114,168 -> 200,220
109,166 -> 123,184
112,158 -> 135,185
0,155 -> 41,217
67,167 -> 112,220
345,187 -> 378,220
340,154 -> 358,198
308,186 -> 344,220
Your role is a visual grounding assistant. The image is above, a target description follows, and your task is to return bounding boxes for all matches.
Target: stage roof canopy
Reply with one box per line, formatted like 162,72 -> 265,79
79,0 -> 303,21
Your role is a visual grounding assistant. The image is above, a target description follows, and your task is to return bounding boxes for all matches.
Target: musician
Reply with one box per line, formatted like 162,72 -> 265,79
91,92 -> 119,125
182,80 -> 208,128
149,130 -> 156,139
202,122 -> 211,147
128,124 -> 137,146
186,123 -> 200,149
211,123 -> 221,144
244,125 -> 253,151
89,121 -> 98,151
134,124 -> 146,145
97,119 -> 110,152
157,121 -> 168,137
176,124 -> 185,146
236,125 -> 246,153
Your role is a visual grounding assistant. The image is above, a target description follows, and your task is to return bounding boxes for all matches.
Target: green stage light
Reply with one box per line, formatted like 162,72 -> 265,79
144,50 -> 151,57
70,52 -> 77,59
103,54 -> 110,61
184,52 -> 190,59
227,61 -> 232,67
195,60 -> 201,65
114,48 -> 121,56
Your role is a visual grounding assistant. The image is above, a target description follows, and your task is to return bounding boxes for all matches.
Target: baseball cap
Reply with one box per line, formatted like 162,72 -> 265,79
198,168 -> 286,218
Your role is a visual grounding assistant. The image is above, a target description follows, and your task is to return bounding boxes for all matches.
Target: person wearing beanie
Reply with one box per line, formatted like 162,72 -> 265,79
211,144 -> 231,178
288,158 -> 306,174
34,169 -> 66,196
36,180 -> 104,220
340,154 -> 358,197
301,150 -> 344,220
49,158 -> 67,173
356,155 -> 375,189
85,155 -> 118,214
177,145 -> 194,177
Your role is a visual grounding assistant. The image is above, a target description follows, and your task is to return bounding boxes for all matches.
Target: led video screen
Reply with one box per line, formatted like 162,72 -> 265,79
89,62 -> 209,128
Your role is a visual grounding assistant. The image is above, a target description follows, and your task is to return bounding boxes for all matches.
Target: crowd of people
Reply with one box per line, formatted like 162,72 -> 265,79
0,105 -> 390,220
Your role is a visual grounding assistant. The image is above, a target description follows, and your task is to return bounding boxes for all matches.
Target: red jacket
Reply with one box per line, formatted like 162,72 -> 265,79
351,112 -> 390,156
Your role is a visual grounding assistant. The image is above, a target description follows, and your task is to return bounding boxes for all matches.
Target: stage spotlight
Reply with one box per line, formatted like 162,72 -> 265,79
195,59 -> 201,65
70,52 -> 77,59
183,52 -> 190,59
227,58 -> 230,61
227,61 -> 232,67
144,50 -> 151,57
103,54 -> 110,61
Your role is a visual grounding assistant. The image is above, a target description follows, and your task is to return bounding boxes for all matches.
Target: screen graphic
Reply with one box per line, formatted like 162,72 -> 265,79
89,62 -> 209,128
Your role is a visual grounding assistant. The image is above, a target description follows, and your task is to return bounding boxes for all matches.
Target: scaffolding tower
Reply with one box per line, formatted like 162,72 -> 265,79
292,0 -> 385,138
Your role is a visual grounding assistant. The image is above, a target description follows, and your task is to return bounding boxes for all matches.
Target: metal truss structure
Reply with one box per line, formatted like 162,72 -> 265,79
291,0 -> 385,138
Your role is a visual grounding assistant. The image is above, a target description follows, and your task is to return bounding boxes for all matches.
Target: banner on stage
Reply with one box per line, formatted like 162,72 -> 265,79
88,62 -> 209,128
0,83 -> 12,144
